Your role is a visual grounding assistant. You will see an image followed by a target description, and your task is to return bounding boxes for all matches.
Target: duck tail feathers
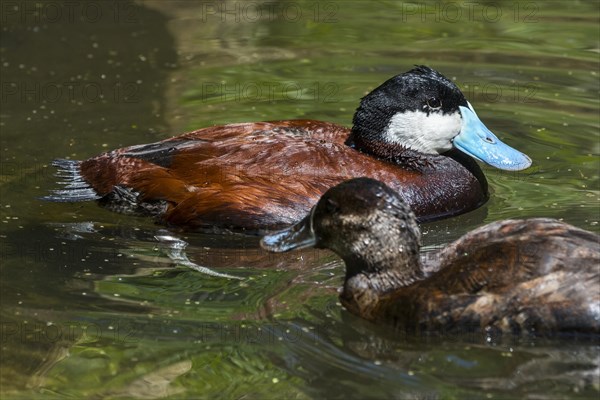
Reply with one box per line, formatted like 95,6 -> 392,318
41,159 -> 101,202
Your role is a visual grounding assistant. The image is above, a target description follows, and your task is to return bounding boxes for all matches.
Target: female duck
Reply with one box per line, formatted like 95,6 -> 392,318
261,178 -> 600,334
45,66 -> 531,232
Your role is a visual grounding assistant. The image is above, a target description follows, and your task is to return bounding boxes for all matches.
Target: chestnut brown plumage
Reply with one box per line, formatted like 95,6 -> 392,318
56,120 -> 486,232
45,66 -> 534,232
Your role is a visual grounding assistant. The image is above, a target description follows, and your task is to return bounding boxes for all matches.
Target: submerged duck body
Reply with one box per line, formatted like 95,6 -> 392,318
45,66 -> 531,233
261,178 -> 600,334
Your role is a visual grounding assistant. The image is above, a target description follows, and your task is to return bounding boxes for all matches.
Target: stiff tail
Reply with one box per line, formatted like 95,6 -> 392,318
42,159 -> 101,202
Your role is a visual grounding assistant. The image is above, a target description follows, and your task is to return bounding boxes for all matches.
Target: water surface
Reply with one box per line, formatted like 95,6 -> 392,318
1,1 -> 599,398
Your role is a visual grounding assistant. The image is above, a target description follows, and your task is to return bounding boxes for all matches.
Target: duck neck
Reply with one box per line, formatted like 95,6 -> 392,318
340,249 -> 424,321
346,129 -> 432,171
343,251 -> 425,291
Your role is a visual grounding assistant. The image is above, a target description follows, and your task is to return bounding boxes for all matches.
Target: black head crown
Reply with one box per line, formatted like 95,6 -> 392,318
347,66 -> 532,171
350,65 -> 468,141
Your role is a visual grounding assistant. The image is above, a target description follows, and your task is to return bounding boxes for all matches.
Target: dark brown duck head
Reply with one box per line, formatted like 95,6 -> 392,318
261,177 -> 429,321
261,177 -> 424,284
261,178 -> 600,335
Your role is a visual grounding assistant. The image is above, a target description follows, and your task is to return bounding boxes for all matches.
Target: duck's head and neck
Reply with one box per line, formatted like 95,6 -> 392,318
347,66 -> 532,171
261,178 -> 426,315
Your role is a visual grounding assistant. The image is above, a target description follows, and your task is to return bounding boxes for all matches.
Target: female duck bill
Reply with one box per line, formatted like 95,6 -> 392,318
260,208 -> 316,252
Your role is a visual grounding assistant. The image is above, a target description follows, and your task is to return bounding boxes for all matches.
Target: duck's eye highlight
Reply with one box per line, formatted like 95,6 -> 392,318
326,198 -> 340,214
426,97 -> 442,109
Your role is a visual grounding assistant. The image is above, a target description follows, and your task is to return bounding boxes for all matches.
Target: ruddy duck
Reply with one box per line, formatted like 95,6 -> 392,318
261,178 -> 600,334
45,66 -> 531,233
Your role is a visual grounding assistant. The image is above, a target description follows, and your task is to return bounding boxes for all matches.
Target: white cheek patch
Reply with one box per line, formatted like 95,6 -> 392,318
384,110 -> 462,154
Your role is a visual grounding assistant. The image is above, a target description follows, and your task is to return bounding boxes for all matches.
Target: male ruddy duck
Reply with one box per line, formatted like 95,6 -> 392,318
45,66 -> 531,233
261,178 -> 600,334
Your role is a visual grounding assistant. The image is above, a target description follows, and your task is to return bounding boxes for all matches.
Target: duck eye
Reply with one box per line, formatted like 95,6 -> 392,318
326,198 -> 340,214
426,97 -> 442,110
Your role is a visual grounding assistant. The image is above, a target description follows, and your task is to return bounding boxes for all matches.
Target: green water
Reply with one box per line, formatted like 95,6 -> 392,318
1,0 -> 599,398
